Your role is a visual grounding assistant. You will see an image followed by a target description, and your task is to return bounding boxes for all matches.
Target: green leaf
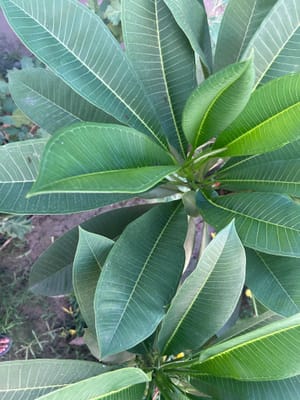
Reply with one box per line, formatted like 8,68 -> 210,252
0,0 -> 166,147
242,0 -> 300,87
122,0 -> 197,157
8,69 -> 117,134
191,375 -> 300,400
0,359 -> 110,400
95,201 -> 187,358
28,123 -> 178,197
196,191 -> 300,257
162,0 -> 212,73
182,60 -> 254,147
213,73 -> 300,156
73,228 -> 114,333
214,0 -> 277,72
192,313 -> 300,381
0,139 -> 131,214
246,248 -> 300,317
35,368 -> 149,400
29,204 -> 153,296
157,221 -> 245,355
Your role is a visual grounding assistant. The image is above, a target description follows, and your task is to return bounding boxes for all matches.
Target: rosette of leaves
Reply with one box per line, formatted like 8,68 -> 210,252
1,0 -> 300,398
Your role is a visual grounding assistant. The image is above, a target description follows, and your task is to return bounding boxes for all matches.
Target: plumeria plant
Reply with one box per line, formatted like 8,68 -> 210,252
1,0 -> 300,398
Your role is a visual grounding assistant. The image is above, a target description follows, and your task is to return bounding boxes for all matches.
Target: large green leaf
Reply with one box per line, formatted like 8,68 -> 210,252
73,228 -> 114,333
35,368 -> 149,400
163,0 -> 212,73
157,221 -> 245,355
122,0 -> 196,157
213,73 -> 300,156
182,60 -> 254,148
196,191 -> 300,257
0,359 -> 109,400
29,204 -> 153,296
0,139 -> 130,214
192,313 -> 300,381
8,69 -> 117,134
214,0 -> 277,72
246,248 -> 300,317
242,0 -> 300,87
191,375 -> 300,400
28,123 -> 178,197
0,0 -> 166,147
95,201 -> 187,358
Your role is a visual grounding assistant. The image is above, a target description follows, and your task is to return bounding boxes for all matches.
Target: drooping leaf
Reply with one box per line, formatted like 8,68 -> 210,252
196,191 -> 300,257
214,0 -> 278,72
8,69 -> 117,134
35,368 -> 149,400
122,0 -> 196,157
242,0 -> 300,87
28,123 -> 178,197
163,0 -> 212,73
191,374 -> 300,400
246,248 -> 300,317
73,228 -> 114,332
182,59 -> 254,148
0,359 -> 109,400
157,221 -> 245,355
0,139 -> 131,214
213,73 -> 300,156
0,0 -> 167,147
29,204 -> 153,296
192,313 -> 300,381
95,201 -> 187,358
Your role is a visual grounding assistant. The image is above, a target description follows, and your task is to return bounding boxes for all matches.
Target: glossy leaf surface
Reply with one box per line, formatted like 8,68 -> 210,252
192,314 -> 300,381
246,248 -> 300,317
214,73 -> 300,156
243,0 -> 300,86
35,368 -> 149,400
0,139 -> 130,214
122,0 -> 197,156
29,123 -> 177,196
73,228 -> 114,332
158,221 -> 245,355
196,191 -> 300,257
182,60 -> 254,147
8,69 -> 116,134
30,204 -> 153,296
95,202 -> 187,357
214,0 -> 277,71
0,0 -> 167,147
0,359 -> 109,400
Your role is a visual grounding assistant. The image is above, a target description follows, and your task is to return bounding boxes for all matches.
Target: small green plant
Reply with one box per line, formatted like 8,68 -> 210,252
1,0 -> 300,398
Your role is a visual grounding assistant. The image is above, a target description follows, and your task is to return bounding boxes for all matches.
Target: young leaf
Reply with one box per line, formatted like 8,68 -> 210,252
8,69 -> 117,134
0,359 -> 110,399
182,59 -> 254,148
246,248 -> 300,317
196,191 -> 300,258
162,0 -> 212,73
192,313 -> 300,381
29,204 -> 153,296
95,201 -> 187,358
0,0 -> 167,147
122,0 -> 197,157
0,139 -> 130,214
73,228 -> 114,333
34,368 -> 149,400
213,73 -> 300,156
28,123 -> 178,197
214,0 -> 277,72
242,0 -> 300,87
157,221 -> 245,355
